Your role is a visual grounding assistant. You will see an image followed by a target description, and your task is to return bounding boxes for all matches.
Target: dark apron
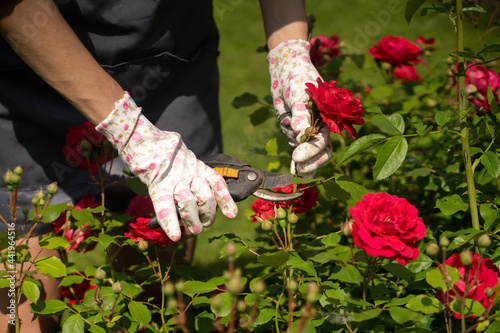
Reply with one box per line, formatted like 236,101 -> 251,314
0,0 -> 222,236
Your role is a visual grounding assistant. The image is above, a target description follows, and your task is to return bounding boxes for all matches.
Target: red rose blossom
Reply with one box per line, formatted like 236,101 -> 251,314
464,64 -> 500,113
310,34 -> 341,67
124,217 -> 178,246
250,184 -> 318,223
436,252 -> 499,319
393,64 -> 421,82
62,121 -> 115,175
369,36 -> 423,65
415,37 -> 435,46
349,192 -> 426,265
305,78 -> 364,139
51,195 -> 99,252
126,196 -> 155,218
61,274 -> 97,305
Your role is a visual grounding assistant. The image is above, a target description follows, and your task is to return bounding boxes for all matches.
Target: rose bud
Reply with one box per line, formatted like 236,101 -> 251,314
342,221 -> 353,237
306,282 -> 320,303
47,182 -> 59,197
236,300 -> 247,313
251,280 -> 266,294
167,298 -> 178,310
22,207 -> 29,217
279,219 -> 287,229
227,275 -> 243,294
94,268 -> 107,281
137,239 -> 149,251
485,287 -> 494,297
478,234 -> 491,249
175,280 -> 185,293
439,236 -> 450,249
112,281 -> 123,294
460,250 -> 474,267
13,166 -> 23,176
425,242 -> 440,257
276,207 -> 287,220
288,213 -> 299,224
261,220 -> 273,231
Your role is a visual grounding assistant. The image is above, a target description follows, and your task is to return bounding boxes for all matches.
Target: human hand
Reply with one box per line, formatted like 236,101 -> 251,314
268,39 -> 332,178
96,92 -> 238,241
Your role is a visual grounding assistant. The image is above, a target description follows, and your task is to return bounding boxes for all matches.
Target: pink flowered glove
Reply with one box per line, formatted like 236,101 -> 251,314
96,92 -> 238,242
268,39 -> 332,178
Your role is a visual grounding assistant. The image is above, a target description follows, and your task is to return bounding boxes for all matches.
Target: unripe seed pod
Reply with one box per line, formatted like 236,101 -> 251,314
342,221 -> 353,237
138,239 -> 149,251
236,300 -> 247,313
94,268 -> 106,280
3,169 -> 14,185
478,234 -> 491,248
287,279 -> 298,292
425,243 -> 440,257
13,166 -> 23,176
225,242 -> 237,257
47,182 -> 59,196
261,220 -> 273,231
439,236 -> 450,249
252,280 -> 266,294
112,282 -> 123,294
276,207 -> 287,220
287,213 -> 298,224
460,250 -> 474,267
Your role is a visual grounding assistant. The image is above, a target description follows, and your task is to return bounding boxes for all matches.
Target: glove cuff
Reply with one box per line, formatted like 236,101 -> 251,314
267,39 -> 311,63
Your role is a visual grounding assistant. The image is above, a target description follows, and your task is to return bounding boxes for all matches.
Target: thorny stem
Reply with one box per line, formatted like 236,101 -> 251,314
456,0 -> 480,231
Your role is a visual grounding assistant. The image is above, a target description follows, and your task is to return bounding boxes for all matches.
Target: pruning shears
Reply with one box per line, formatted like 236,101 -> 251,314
148,153 -> 302,229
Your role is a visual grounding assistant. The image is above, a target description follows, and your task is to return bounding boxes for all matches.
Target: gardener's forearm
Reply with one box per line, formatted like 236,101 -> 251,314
259,0 -> 308,50
0,0 -> 123,125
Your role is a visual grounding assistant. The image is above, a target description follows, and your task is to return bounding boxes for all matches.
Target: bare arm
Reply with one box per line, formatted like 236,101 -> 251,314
0,0 -> 123,125
259,0 -> 308,50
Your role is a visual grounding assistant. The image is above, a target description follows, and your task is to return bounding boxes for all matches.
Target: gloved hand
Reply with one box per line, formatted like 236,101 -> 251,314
268,39 -> 332,178
96,92 -> 238,242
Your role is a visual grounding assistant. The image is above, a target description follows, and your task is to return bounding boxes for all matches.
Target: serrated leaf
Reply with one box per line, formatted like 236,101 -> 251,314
389,307 -> 423,324
412,122 -> 431,136
22,280 -> 40,303
373,136 -> 408,180
183,281 -> 218,296
258,251 -> 289,267
34,256 -> 66,278
448,228 -> 482,251
250,106 -> 273,126
406,294 -> 444,314
372,114 -> 405,135
435,194 -> 469,215
287,253 -> 317,277
120,281 -> 142,299
322,181 -> 350,200
62,314 -> 84,333
329,265 -> 363,284
338,134 -> 386,164
335,175 -> 370,202
450,298 -> 485,317
38,232 -> 70,250
96,233 -> 118,250
481,151 -> 500,177
40,204 -> 68,223
425,266 -> 460,291
232,93 -> 258,108
321,233 -> 341,247
128,301 -> 151,326
435,110 -> 451,126
405,0 -> 429,24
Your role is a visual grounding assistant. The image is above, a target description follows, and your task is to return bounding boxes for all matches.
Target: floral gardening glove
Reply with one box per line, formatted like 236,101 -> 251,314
268,39 -> 332,178
96,92 -> 238,242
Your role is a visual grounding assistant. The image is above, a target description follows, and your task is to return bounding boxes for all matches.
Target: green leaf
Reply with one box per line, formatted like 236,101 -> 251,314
335,175 -> 370,202
435,110 -> 451,126
38,232 -> 70,250
287,253 -> 317,277
62,314 -> 85,333
383,263 -> 415,283
370,85 -> 393,100
125,177 -> 149,197
258,251 -> 289,267
389,307 -> 423,324
477,44 -> 500,55
481,151 -> 500,178
412,121 -> 431,136
450,298 -> 485,317
373,136 -> 408,180
406,295 -> 444,314
40,204 -> 68,223
349,54 -> 365,69
21,280 -> 40,303
34,256 -> 66,278
322,181 -> 350,200
30,299 -> 68,314
321,233 -> 341,247
480,204 -> 499,230
450,51 -> 478,59
265,137 -> 278,156
425,266 -> 460,291
232,93 -> 258,108
128,301 -> 151,326
484,319 -> 500,333
405,0 -> 429,24
96,233 -> 118,250
338,134 -> 386,165
250,106 -> 273,126
385,295 -> 415,307
89,325 -> 107,333
59,275 -> 85,287
435,194 -> 469,215
352,309 -> 382,322
329,265 -> 363,284
448,228 -> 482,251
366,106 -> 382,114
406,253 -> 433,274
211,292 -> 233,317
372,114 -> 405,135
462,4 -> 486,13
120,281 -> 142,299
183,281 -> 218,296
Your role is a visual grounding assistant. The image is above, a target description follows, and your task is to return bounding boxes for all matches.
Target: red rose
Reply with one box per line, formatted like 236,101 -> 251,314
310,34 -> 341,67
61,274 -> 97,305
464,64 -> 500,112
51,195 -> 99,252
415,37 -> 435,46
305,78 -> 364,139
124,217 -> 178,246
369,36 -> 423,65
62,121 -> 114,175
436,252 -> 499,319
393,64 -> 421,82
126,196 -> 155,218
349,192 -> 426,265
250,184 -> 319,222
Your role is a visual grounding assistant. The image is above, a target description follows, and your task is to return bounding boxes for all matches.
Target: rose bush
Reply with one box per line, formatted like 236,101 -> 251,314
309,34 -> 341,67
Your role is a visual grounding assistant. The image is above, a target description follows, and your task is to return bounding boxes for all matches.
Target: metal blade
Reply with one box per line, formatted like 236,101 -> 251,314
260,171 -> 294,189
252,188 -> 303,202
